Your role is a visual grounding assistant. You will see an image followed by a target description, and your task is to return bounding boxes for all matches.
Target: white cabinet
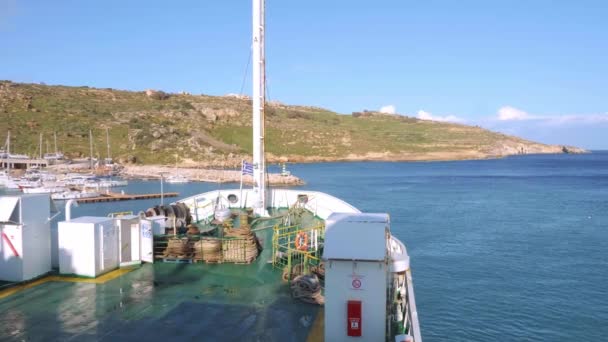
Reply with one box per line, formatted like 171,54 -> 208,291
58,216 -> 118,277
0,194 -> 52,282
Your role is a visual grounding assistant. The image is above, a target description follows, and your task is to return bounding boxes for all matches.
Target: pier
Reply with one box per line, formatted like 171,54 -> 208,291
76,191 -> 179,204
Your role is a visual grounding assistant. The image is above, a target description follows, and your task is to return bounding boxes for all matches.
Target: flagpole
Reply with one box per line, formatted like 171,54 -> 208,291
239,160 -> 244,208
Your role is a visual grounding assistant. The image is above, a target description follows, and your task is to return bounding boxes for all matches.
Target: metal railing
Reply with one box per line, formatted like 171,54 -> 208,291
403,268 -> 422,341
271,223 -> 324,280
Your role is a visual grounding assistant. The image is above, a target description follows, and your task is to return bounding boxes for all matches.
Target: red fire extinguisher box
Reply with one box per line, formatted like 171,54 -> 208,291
347,300 -> 362,337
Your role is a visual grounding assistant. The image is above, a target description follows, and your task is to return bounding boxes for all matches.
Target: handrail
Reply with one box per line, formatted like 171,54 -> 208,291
405,268 -> 422,341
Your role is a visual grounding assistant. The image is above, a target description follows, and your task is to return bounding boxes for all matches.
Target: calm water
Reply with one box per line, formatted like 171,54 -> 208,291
4,152 -> 608,341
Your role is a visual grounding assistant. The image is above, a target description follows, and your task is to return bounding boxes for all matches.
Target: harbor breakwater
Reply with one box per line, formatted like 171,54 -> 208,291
120,165 -> 304,185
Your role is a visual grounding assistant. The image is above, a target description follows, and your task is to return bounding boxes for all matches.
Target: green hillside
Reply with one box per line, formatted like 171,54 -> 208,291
0,81 -> 577,165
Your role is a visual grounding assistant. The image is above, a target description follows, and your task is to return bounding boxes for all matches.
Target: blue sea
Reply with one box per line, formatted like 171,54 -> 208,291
3,152 -> 607,341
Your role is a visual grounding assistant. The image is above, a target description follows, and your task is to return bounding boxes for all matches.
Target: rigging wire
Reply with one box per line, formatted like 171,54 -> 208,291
265,76 -> 272,102
239,48 -> 253,96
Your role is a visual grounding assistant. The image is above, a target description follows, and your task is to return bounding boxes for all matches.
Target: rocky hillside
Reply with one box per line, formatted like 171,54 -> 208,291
0,81 -> 585,166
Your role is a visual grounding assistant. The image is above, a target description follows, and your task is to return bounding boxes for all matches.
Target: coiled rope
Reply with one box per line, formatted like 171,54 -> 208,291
163,237 -> 191,258
193,238 -> 222,262
291,274 -> 324,305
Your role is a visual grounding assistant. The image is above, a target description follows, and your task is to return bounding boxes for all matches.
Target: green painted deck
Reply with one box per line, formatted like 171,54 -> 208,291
0,210 -> 325,341
0,263 -> 321,341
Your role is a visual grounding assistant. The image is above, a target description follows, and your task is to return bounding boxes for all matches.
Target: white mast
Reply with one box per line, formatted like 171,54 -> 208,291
89,129 -> 94,169
252,0 -> 267,216
39,133 -> 43,160
7,131 -> 10,172
106,127 -> 111,162
54,131 -> 58,155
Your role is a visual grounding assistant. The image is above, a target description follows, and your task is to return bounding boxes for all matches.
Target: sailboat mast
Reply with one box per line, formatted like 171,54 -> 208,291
89,129 -> 94,169
7,131 -> 10,172
54,131 -> 58,154
39,133 -> 43,159
106,128 -> 111,161
252,0 -> 267,215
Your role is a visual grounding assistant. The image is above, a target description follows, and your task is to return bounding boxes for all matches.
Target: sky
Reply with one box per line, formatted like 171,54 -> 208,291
1,0 -> 607,149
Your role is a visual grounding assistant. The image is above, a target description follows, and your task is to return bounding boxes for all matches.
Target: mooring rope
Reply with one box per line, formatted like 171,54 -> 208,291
291,274 -> 324,305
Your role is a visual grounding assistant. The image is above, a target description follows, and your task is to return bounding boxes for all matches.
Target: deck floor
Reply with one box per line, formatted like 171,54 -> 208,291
0,262 -> 320,341
0,210 -> 324,341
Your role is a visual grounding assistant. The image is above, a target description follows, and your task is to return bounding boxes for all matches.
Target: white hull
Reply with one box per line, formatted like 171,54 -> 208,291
2,179 -> 42,189
51,191 -> 100,200
23,186 -> 66,194
165,176 -> 189,184
84,180 -> 128,188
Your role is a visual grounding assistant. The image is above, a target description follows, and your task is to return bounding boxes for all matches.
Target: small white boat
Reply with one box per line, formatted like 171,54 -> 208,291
164,154 -> 190,183
43,152 -> 65,161
0,169 -> 10,186
2,179 -> 40,190
51,190 -> 100,200
62,174 -> 97,186
86,179 -> 128,188
21,180 -> 43,188
23,169 -> 56,182
7,153 -> 30,160
3,180 -> 21,189
165,175 -> 190,184
22,186 -> 66,194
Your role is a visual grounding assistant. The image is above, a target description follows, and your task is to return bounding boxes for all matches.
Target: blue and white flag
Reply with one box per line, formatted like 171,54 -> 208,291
242,160 -> 254,176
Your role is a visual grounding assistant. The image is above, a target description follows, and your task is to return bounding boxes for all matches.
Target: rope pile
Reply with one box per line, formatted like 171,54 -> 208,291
310,262 -> 325,280
239,213 -> 250,229
291,274 -> 324,305
193,238 -> 222,262
223,223 -> 258,263
282,263 -> 305,282
163,237 -> 191,258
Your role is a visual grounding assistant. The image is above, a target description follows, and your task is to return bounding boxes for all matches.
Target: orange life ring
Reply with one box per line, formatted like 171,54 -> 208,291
295,231 -> 308,251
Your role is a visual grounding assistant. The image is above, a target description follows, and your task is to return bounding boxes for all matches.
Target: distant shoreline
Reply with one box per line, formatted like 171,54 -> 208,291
260,148 -> 588,164
117,150 -> 591,185
119,165 -> 305,186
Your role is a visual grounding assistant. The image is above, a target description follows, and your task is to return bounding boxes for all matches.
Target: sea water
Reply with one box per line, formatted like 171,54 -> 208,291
2,152 -> 607,341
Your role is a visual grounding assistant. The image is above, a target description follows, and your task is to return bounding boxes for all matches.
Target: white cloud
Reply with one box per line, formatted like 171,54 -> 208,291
496,106 -> 608,125
416,110 -> 464,123
379,105 -> 396,114
545,113 -> 608,125
485,107 -> 608,149
497,106 -> 532,121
